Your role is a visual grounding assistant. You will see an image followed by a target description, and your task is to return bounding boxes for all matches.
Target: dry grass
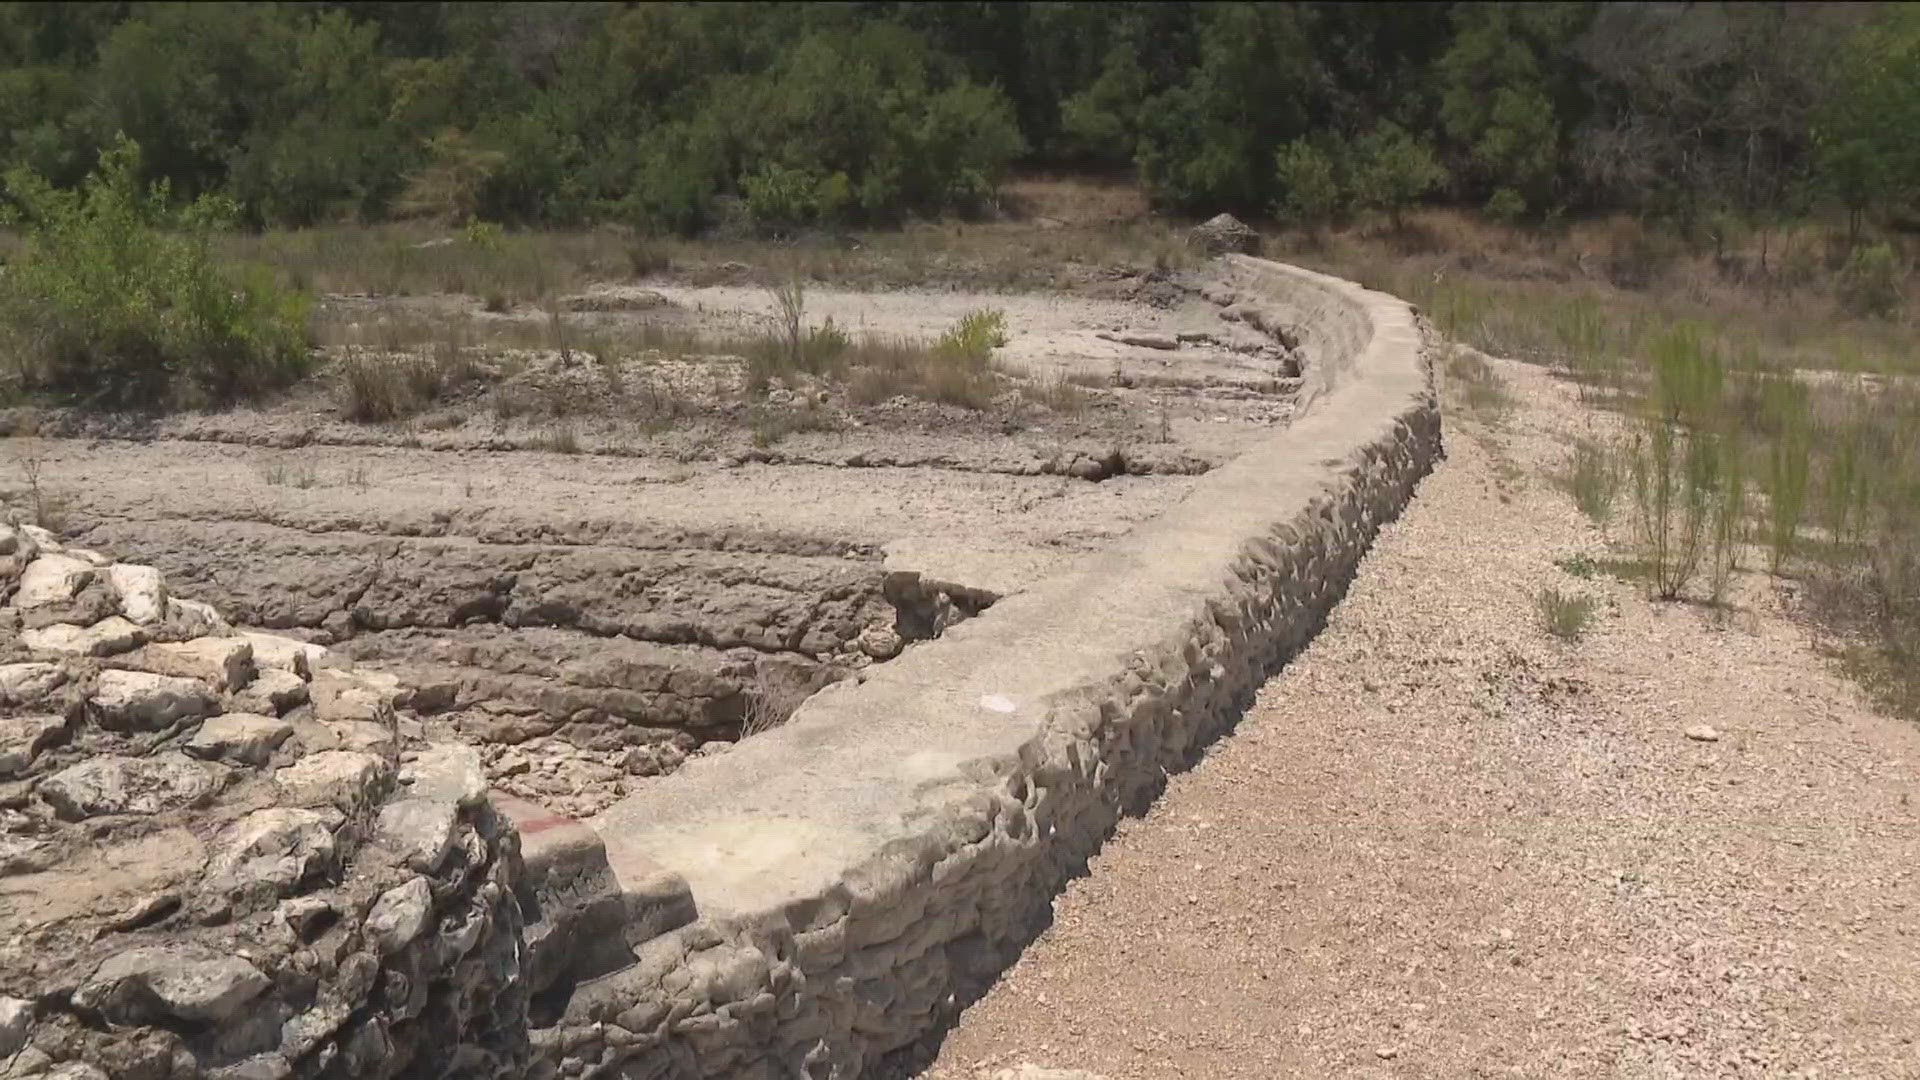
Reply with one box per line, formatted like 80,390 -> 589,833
1297,208 -> 1919,718
740,667 -> 812,739
1536,586 -> 1600,643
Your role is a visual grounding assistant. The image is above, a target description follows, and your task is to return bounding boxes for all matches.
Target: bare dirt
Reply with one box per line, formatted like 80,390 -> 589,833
915,355 -> 1920,1079
1,263 -> 1305,815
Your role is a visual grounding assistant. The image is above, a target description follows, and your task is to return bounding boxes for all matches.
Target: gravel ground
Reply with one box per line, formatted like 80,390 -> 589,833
919,355 -> 1920,1079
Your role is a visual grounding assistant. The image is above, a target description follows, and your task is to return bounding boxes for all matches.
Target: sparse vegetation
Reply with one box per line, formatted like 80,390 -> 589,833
1564,439 -> 1621,524
1536,586 -> 1599,643
1445,348 -> 1512,422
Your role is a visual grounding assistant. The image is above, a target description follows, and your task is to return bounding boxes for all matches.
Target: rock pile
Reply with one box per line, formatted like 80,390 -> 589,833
0,522 -> 527,1079
1187,212 -> 1260,255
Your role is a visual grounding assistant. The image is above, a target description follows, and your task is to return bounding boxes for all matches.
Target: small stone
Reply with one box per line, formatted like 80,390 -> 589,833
207,807 -> 342,901
1685,724 -> 1721,742
0,713 -> 68,777
375,799 -> 458,873
45,1063 -> 110,1080
14,554 -> 94,609
21,616 -> 147,657
232,667 -> 310,715
275,750 -> 391,810
107,563 -> 169,624
38,753 -> 225,821
74,945 -> 270,1023
90,669 -> 221,731
0,995 -> 31,1057
364,877 -> 434,955
241,632 -> 323,679
135,636 -> 257,692
277,896 -> 338,940
990,1067 -> 1110,1080
186,713 -> 295,767
857,623 -> 904,661
1118,331 -> 1179,351
161,596 -> 231,640
1375,1046 -> 1400,1060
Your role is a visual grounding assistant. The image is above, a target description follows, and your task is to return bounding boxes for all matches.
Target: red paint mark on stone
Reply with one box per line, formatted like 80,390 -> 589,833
513,813 -> 576,835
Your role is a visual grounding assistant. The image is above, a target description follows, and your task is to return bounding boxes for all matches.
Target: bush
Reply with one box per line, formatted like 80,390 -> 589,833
1837,242 -> 1903,318
1484,187 -> 1528,227
0,136 -> 311,408
934,309 -> 1009,364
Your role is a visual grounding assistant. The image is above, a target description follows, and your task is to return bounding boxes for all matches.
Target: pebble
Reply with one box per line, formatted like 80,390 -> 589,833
1685,724 -> 1721,742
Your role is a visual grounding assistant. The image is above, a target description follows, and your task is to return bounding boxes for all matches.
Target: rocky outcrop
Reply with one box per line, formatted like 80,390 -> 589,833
0,524 -> 528,1079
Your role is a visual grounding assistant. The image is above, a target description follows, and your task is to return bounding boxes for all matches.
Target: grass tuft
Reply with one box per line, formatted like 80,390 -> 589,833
1536,587 -> 1600,643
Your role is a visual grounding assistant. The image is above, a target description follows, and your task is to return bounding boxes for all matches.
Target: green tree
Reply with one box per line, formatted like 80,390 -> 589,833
1350,121 -> 1446,229
1816,5 -> 1920,244
1272,138 -> 1341,229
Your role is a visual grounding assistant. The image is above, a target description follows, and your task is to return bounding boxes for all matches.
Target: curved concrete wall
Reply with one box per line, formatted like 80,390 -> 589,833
540,257 -> 1442,1079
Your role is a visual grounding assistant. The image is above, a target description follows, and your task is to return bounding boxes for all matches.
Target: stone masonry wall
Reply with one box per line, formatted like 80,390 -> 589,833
0,526 -> 528,1079
536,257 -> 1442,1079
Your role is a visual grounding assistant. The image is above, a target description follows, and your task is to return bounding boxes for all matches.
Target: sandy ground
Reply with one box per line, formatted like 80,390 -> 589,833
916,356 -> 1920,1079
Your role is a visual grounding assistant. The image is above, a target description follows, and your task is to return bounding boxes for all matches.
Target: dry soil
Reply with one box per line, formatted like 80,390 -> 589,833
917,355 -> 1920,1079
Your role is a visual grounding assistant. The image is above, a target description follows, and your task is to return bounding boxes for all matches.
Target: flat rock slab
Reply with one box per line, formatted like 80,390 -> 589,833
185,713 -> 294,766
134,637 -> 256,692
89,669 -> 220,731
274,750 -> 391,810
38,752 -> 226,820
72,945 -> 270,1024
21,617 -> 146,657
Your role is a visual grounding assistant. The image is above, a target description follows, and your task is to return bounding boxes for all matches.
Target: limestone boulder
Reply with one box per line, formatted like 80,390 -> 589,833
364,877 -> 434,955
14,553 -> 94,610
275,750 -> 392,811
0,713 -> 68,777
72,945 -> 270,1024
38,752 -> 225,820
21,616 -> 146,658
241,631 -> 325,679
0,661 -> 67,708
375,799 -> 458,872
205,806 -> 343,902
89,669 -> 221,731
133,636 -> 257,691
106,563 -> 168,624
232,667 -> 310,715
185,713 -> 295,766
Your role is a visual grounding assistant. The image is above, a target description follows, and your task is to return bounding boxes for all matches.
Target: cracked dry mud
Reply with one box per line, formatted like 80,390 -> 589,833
915,355 -> 1920,1079
5,263 -> 1309,816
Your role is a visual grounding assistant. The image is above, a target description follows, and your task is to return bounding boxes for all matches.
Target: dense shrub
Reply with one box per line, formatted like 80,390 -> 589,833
0,137 -> 311,407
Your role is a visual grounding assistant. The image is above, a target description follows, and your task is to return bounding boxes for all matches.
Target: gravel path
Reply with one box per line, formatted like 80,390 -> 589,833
919,356 -> 1920,1079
